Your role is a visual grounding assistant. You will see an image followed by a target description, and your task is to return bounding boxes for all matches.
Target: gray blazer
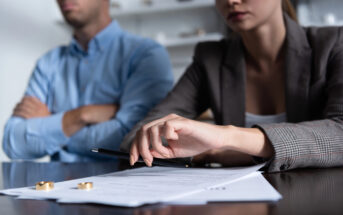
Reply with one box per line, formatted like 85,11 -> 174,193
121,15 -> 343,172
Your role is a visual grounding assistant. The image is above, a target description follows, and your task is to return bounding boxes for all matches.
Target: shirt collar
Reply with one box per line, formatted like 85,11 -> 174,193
69,20 -> 121,56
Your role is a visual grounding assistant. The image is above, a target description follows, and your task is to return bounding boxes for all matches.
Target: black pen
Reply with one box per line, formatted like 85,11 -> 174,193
91,148 -> 191,168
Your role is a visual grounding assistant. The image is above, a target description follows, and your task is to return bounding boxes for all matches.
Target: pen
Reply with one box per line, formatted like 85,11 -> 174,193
91,148 -> 191,168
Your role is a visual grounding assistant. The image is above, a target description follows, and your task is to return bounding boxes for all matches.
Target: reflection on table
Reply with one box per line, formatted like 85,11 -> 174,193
1,162 -> 343,215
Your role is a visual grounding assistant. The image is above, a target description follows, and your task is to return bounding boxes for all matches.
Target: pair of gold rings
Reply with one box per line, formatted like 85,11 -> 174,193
35,181 -> 93,191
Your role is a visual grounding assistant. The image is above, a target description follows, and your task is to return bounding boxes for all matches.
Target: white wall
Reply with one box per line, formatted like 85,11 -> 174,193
297,0 -> 343,26
0,0 -> 71,161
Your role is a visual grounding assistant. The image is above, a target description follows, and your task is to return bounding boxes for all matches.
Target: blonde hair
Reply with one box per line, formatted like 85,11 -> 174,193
282,0 -> 298,22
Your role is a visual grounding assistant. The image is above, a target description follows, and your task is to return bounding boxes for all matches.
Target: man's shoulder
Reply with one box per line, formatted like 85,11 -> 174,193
117,31 -> 164,54
34,45 -> 69,77
37,45 -> 69,65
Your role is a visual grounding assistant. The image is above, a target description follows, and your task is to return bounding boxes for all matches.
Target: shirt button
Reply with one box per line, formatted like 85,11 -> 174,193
280,164 -> 287,171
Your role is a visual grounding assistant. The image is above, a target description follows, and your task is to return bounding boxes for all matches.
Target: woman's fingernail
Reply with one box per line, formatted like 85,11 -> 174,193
130,157 -> 134,166
144,159 -> 152,167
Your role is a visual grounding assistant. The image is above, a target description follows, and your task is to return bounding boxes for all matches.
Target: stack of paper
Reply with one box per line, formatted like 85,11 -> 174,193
0,164 -> 281,207
170,172 -> 281,204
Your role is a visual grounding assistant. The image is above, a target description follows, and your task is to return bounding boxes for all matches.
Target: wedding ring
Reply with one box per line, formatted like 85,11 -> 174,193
77,182 -> 93,190
35,181 -> 54,191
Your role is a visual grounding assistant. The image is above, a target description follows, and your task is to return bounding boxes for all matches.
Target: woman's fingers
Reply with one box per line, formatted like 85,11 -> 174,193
144,113 -> 180,130
150,145 -> 175,159
149,124 -> 172,158
163,121 -> 180,141
130,140 -> 139,166
147,116 -> 183,159
138,125 -> 154,166
130,114 -> 182,166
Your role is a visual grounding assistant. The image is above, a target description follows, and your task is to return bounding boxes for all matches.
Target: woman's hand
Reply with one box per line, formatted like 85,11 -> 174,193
130,113 -> 275,167
130,114 -> 231,166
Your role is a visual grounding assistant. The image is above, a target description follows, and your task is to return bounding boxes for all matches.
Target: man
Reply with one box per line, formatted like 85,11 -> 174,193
3,0 -> 173,161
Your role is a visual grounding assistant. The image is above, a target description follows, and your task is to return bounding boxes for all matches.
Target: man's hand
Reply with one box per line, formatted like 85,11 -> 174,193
62,104 -> 118,137
13,96 -> 51,119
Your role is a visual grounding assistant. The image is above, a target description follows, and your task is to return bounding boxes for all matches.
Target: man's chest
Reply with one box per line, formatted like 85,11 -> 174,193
48,56 -> 127,113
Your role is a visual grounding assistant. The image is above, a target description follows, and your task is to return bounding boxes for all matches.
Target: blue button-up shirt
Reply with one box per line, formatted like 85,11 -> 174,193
3,21 -> 174,162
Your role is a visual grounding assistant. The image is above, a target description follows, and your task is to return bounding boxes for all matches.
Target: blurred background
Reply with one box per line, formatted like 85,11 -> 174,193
0,0 -> 342,161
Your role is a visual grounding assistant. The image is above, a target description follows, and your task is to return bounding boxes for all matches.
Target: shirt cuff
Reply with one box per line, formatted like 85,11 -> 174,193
26,112 -> 70,155
253,123 -> 291,172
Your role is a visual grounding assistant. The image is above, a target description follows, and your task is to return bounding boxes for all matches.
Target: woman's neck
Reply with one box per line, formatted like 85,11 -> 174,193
240,10 -> 286,69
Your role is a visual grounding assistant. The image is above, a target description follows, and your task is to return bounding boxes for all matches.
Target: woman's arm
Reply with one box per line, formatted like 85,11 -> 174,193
131,27 -> 343,172
129,114 -> 274,166
255,30 -> 343,172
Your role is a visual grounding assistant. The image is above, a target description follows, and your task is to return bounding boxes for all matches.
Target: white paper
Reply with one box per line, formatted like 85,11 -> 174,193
0,164 -> 267,207
168,172 -> 282,204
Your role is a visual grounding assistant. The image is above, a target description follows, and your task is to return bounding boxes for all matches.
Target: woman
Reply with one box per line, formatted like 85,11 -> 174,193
121,0 -> 343,172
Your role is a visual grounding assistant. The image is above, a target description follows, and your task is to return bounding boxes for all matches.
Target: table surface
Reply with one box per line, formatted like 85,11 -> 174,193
0,161 -> 342,215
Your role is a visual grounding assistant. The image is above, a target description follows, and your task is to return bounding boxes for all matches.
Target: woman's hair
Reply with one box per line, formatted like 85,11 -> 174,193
282,0 -> 298,22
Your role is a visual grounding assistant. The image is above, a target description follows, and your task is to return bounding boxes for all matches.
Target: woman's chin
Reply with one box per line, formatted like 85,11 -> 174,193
228,22 -> 256,34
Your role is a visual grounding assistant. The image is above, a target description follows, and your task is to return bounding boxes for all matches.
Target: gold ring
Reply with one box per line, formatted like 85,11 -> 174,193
35,181 -> 54,191
77,182 -> 93,190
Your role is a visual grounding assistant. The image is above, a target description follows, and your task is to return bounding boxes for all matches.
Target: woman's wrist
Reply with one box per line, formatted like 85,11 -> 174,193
216,125 -> 237,150
222,125 -> 274,158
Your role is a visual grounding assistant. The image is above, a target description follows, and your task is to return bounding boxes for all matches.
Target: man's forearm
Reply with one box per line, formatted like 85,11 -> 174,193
62,108 -> 87,137
62,104 -> 118,137
4,113 -> 70,159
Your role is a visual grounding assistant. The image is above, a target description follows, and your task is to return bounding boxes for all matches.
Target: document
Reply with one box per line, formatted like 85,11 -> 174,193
168,172 -> 282,204
0,164 -> 280,207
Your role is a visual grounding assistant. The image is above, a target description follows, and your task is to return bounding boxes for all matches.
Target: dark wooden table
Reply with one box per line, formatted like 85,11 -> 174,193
0,161 -> 342,215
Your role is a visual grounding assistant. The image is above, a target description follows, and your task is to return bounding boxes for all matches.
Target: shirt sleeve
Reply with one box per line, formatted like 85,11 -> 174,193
65,43 -> 174,157
3,55 -> 69,160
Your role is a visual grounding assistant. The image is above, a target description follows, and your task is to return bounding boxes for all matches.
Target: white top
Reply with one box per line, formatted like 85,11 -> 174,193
245,112 -> 287,128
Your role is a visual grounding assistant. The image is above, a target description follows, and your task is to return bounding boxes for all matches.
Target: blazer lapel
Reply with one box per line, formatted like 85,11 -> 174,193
283,15 -> 312,122
221,36 -> 246,126
220,15 -> 312,126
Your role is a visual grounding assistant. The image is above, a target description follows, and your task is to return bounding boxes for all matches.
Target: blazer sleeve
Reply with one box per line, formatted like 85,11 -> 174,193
120,44 -> 210,152
256,32 -> 343,172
